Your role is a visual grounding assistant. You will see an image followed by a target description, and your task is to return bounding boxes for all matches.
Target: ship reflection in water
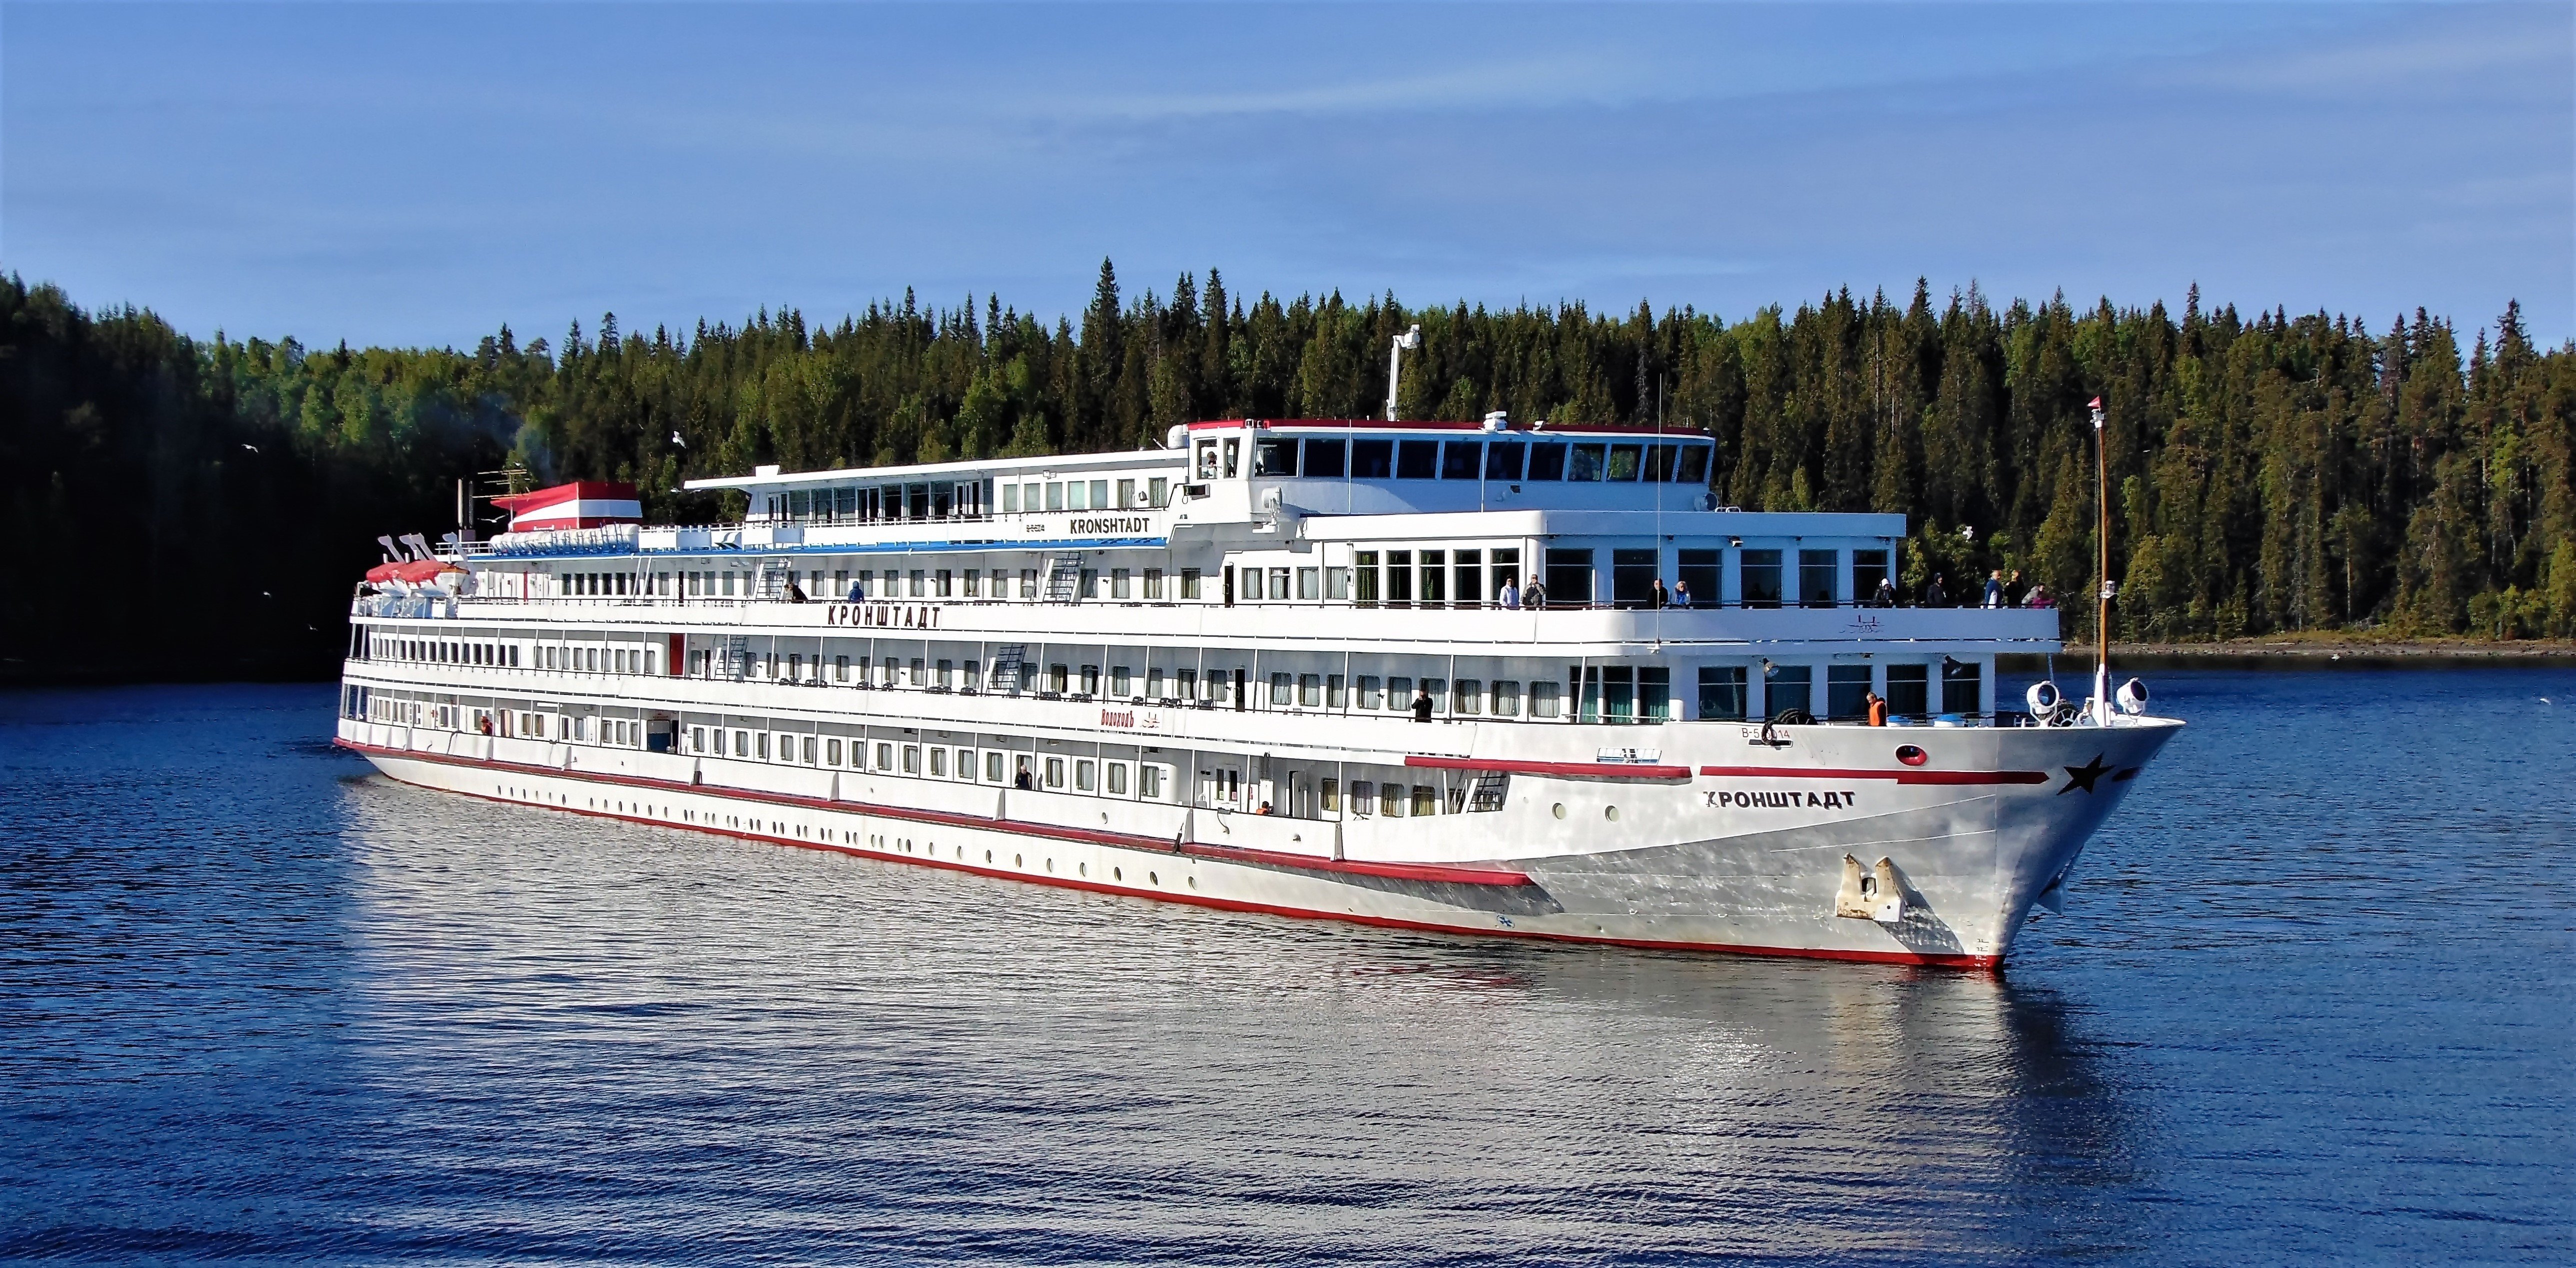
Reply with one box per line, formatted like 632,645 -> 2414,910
334,774 -> 2142,1262
12,679 -> 2563,1265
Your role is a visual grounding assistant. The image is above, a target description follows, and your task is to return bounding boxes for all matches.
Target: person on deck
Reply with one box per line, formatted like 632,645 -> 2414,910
1672,579 -> 1694,608
2006,569 -> 2026,606
1014,760 -> 1034,790
1523,575 -> 1548,610
1256,801 -> 1274,816
1864,690 -> 1889,727
1982,571 -> 2004,608
2024,582 -> 2054,608
846,578 -> 866,602
1872,576 -> 1898,608
1498,577 -> 1522,609
785,578 -> 809,604
1925,574 -> 1949,608
1650,578 -> 1670,608
1411,686 -> 1434,722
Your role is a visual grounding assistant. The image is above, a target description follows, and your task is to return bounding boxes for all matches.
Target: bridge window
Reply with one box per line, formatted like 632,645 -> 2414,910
1440,440 -> 1480,480
1486,440 -> 1526,480
1676,444 -> 1710,484
1740,550 -> 1783,608
1606,444 -> 1644,481
1678,550 -> 1720,607
1828,664 -> 1873,720
1568,444 -> 1606,482
1256,438 -> 1299,476
1544,548 -> 1594,606
1526,442 -> 1567,480
1302,440 -> 1345,478
1768,664 -> 1812,718
1351,439 -> 1394,478
1612,548 -> 1658,608
1942,660 -> 1982,715
1698,666 -> 1747,720
1396,440 -> 1439,479
1886,664 -> 1930,718
1800,550 -> 1840,607
1854,550 -> 1891,602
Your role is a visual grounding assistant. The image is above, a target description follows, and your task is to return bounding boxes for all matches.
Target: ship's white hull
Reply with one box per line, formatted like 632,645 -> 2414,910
339,716 -> 2178,970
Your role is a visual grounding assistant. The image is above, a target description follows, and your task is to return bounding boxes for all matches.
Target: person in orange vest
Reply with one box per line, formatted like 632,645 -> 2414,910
1864,690 -> 1889,726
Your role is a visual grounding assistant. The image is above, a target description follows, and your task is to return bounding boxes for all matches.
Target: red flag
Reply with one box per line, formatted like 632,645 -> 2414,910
2088,396 -> 2102,409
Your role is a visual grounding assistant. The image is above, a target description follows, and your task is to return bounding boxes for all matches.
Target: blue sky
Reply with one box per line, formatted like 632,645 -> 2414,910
5,2 -> 2569,348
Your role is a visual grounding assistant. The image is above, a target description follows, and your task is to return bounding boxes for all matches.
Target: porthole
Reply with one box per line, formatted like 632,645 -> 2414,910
1014,854 -> 1023,868
1113,867 -> 1123,881
1551,802 -> 1568,820
1079,862 -> 1088,876
1187,876 -> 1197,890
1046,858 -> 1054,872
1148,871 -> 1159,886
1604,806 -> 1620,822
1896,744 -> 1928,767
985,850 -> 993,864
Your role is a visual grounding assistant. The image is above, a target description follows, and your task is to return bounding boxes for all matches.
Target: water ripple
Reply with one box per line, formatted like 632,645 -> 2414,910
2,675 -> 2570,1264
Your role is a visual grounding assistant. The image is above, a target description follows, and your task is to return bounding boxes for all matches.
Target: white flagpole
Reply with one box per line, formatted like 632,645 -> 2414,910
2090,396 -> 2112,724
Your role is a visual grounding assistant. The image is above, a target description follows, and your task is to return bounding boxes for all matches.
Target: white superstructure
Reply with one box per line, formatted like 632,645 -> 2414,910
336,416 -> 2180,968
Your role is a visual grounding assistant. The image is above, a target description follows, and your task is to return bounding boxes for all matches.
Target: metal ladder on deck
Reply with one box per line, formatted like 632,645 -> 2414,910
1466,771 -> 1510,812
988,644 -> 1027,694
720,635 -> 751,680
753,558 -> 796,599
1042,555 -> 1082,604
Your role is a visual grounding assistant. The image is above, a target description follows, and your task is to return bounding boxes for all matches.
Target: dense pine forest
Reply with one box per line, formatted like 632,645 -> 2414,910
4,264 -> 2570,680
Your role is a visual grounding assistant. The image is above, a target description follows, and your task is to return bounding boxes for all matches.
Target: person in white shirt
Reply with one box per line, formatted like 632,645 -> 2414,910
1498,578 -> 1522,609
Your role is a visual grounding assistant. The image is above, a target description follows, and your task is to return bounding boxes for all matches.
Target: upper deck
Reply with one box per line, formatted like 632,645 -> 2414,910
375,418 -> 2059,663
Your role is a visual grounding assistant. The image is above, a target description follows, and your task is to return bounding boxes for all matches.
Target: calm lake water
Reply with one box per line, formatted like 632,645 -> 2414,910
2,671 -> 2570,1266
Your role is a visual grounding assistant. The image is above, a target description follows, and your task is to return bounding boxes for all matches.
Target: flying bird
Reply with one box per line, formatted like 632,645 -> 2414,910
241,443 -> 260,453
671,431 -> 686,447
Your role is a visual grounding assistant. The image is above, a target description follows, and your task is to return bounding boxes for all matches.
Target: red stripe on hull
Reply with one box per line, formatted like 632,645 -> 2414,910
1697,765 -> 2048,786
1405,755 -> 1692,780
1178,840 -> 1530,887
337,738 -> 2001,971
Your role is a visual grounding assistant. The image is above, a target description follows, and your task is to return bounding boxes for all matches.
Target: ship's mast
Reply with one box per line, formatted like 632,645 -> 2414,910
2091,396 -> 2112,724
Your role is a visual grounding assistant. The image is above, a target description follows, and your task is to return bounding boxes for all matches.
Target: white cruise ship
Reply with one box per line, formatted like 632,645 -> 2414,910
335,412 -> 2180,969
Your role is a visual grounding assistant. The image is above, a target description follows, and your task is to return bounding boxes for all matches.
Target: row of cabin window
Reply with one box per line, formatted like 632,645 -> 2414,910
559,546 -> 1891,610
372,634 -> 521,668
684,726 -> 1176,798
1575,547 -> 1892,609
350,692 -> 658,748
1694,662 -> 1984,721
558,571 -> 671,597
691,647 -> 1577,718
669,723 -> 1464,820
1226,545 -> 1894,610
682,566 -> 1208,602
679,646 -> 1977,722
997,476 -> 1172,514
1196,435 -> 1712,484
768,480 -> 988,524
530,644 -> 656,675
